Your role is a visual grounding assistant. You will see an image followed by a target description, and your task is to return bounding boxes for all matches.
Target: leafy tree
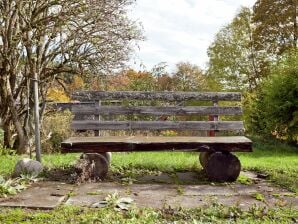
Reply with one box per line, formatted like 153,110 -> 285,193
207,7 -> 268,91
68,76 -> 86,93
0,0 -> 142,153
151,62 -> 175,91
107,72 -> 130,91
126,70 -> 156,91
108,69 -> 156,91
173,62 -> 207,91
252,0 -> 297,57
156,74 -> 175,91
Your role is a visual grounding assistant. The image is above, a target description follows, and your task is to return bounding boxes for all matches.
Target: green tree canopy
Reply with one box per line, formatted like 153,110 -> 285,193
173,62 -> 207,91
252,0 -> 297,57
207,7 -> 268,91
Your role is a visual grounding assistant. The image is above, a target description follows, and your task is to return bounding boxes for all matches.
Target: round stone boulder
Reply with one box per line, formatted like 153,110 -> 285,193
13,158 -> 43,178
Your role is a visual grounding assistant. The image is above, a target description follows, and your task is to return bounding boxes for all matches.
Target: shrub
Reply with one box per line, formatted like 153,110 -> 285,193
245,51 -> 298,143
42,110 -> 73,153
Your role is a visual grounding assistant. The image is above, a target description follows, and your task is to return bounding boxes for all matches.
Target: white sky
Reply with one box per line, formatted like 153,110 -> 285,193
128,0 -> 256,72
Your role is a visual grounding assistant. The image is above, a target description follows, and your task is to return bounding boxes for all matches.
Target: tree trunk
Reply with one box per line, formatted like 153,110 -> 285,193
12,134 -> 30,154
3,120 -> 12,149
6,79 -> 28,154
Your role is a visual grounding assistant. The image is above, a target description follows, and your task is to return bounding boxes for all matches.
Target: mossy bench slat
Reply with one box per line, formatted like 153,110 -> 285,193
61,91 -> 252,182
71,91 -> 242,101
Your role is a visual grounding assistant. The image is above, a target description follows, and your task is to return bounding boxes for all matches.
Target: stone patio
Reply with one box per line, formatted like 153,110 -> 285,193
0,171 -> 297,210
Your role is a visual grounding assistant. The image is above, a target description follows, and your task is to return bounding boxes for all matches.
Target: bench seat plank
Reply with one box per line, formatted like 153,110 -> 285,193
61,136 -> 252,153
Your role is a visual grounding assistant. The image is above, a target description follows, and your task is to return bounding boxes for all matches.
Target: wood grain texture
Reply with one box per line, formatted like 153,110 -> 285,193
61,136 -> 252,153
71,91 -> 242,101
48,102 -> 95,111
71,121 -> 244,131
71,105 -> 242,116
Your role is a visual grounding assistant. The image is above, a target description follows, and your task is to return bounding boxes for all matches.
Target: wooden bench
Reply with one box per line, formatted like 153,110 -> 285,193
61,91 -> 252,182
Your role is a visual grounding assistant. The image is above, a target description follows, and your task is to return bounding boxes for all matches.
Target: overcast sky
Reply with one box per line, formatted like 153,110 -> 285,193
129,0 -> 256,72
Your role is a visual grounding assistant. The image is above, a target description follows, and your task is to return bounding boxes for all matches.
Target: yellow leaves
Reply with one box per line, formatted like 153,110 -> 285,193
161,130 -> 177,137
108,73 -> 130,91
69,76 -> 85,92
47,88 -> 70,102
107,69 -> 155,91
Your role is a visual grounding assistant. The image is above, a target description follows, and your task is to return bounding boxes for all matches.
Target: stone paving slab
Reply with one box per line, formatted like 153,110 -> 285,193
182,185 -> 236,196
0,181 -> 73,209
137,173 -> 174,184
230,183 -> 289,195
65,182 -> 126,207
175,172 -> 202,184
65,181 -> 298,209
164,194 -> 267,209
1,171 -> 297,210
65,182 -> 179,208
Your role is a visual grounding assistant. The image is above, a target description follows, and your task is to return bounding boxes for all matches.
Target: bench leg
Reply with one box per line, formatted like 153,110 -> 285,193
205,152 -> 241,182
199,152 -> 213,169
80,153 -> 109,179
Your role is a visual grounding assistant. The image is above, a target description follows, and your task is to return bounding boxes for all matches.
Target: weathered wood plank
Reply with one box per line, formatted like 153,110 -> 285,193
47,102 -> 95,111
71,121 -> 244,131
71,91 -> 242,101
61,136 -> 252,153
71,105 -> 242,116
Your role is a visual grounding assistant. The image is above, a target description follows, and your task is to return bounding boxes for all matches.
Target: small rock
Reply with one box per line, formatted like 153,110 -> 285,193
257,173 -> 269,179
13,158 -> 43,177
91,201 -> 108,208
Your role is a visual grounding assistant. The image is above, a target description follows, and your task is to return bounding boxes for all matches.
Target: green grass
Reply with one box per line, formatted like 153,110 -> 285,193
0,153 -> 79,177
112,151 -> 200,172
0,154 -> 21,177
238,137 -> 298,193
0,205 -> 297,224
110,138 -> 298,192
0,138 -> 297,192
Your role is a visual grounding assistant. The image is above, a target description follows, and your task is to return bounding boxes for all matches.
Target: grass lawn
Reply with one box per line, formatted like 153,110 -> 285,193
238,138 -> 298,193
0,204 -> 297,224
111,137 -> 298,193
0,137 -> 297,191
0,137 -> 297,223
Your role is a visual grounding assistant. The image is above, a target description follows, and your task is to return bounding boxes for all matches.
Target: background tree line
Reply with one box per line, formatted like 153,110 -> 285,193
207,0 -> 297,143
0,0 -> 297,154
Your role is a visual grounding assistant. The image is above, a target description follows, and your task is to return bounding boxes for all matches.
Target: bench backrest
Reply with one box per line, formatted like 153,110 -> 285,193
70,91 -> 243,133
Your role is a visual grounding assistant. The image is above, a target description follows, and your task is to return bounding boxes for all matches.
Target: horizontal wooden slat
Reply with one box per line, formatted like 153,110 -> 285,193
48,102 -> 95,111
61,136 -> 252,153
71,91 -> 241,101
71,121 -> 244,131
71,105 -> 242,116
